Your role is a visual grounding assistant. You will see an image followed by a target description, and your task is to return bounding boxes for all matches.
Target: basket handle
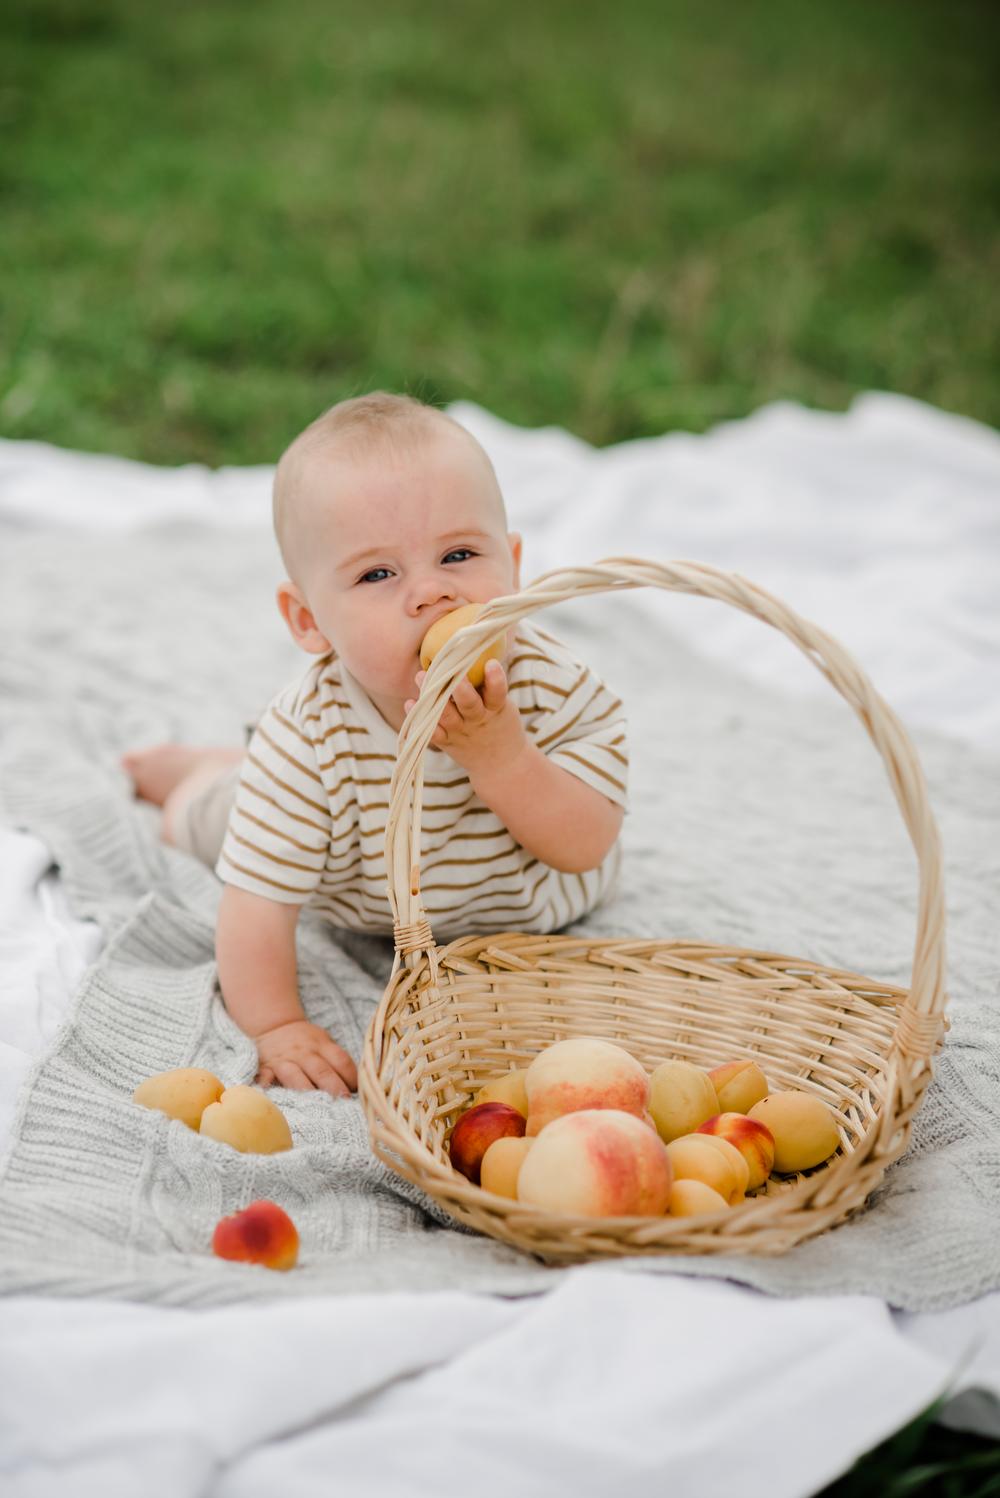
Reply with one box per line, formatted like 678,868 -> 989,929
385,558 -> 947,1074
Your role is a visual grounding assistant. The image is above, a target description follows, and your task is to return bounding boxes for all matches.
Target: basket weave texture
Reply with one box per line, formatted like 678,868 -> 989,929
359,559 -> 948,1262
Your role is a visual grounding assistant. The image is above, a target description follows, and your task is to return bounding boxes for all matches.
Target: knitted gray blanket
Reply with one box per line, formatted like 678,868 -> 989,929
0,524 -> 997,1310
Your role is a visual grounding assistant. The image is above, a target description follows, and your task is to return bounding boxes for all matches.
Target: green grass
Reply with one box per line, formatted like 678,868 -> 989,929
818,1397 -> 1000,1498
1,0 -> 998,464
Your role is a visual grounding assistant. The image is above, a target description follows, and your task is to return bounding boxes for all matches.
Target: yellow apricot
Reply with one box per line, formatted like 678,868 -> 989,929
708,1059 -> 770,1114
748,1091 -> 840,1173
419,605 -> 506,688
665,1134 -> 745,1205
133,1068 -> 225,1131
695,1133 -> 750,1196
668,1179 -> 730,1218
475,1068 -> 530,1118
480,1136 -> 533,1199
200,1085 -> 293,1155
648,1060 -> 719,1143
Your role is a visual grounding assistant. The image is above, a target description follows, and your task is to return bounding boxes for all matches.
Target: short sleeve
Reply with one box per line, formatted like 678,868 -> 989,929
216,698 -> 333,904
517,631 -> 629,811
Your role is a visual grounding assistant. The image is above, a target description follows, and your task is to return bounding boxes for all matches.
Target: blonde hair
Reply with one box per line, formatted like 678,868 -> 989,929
272,391 -> 488,580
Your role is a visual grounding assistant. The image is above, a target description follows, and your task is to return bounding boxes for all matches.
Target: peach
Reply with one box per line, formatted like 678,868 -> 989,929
648,1059 -> 719,1143
668,1179 -> 730,1218
748,1091 -> 841,1173
474,1068 -> 530,1118
698,1113 -> 776,1190
199,1085 -> 293,1154
708,1059 -> 770,1114
517,1109 -> 672,1217
212,1199 -> 299,1271
524,1036 -> 650,1137
419,604 -> 507,689
449,1101 -> 526,1185
480,1135 -> 534,1199
665,1134 -> 745,1205
133,1067 -> 225,1131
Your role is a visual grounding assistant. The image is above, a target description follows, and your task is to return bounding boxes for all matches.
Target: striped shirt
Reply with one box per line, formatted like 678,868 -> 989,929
216,621 -> 628,938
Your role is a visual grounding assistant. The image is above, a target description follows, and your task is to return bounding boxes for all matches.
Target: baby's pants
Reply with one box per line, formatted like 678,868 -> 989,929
171,764 -> 241,870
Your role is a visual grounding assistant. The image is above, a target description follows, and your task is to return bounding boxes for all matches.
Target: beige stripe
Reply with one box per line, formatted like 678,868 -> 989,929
505,650 -> 550,671
305,715 -> 368,739
256,724 -> 324,786
228,827 -> 324,875
271,705 -> 321,755
535,683 -> 617,750
244,752 -> 329,818
233,804 -> 329,855
507,667 -> 588,699
219,851 -> 313,897
552,747 -> 627,793
421,858 -> 538,894
241,779 -> 329,835
427,866 -> 550,918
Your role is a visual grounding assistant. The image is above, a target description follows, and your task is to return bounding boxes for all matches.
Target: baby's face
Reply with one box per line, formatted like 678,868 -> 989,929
291,430 -> 521,726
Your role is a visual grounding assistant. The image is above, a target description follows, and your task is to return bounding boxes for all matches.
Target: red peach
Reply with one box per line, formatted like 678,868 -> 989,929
448,1101 -> 526,1185
697,1112 -> 776,1190
212,1200 -> 299,1271
516,1109 -> 672,1217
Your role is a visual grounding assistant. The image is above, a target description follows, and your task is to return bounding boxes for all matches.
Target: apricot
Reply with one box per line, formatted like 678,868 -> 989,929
449,1102 -> 526,1185
693,1132 -> 750,1196
524,1036 -> 650,1137
480,1135 -> 534,1199
419,604 -> 507,688
212,1200 -> 299,1271
748,1091 -> 841,1173
133,1067 -> 225,1131
474,1068 -> 530,1118
517,1109 -> 672,1217
708,1059 -> 770,1114
648,1059 -> 719,1143
199,1085 -> 293,1154
698,1113 -> 776,1191
668,1179 -> 730,1218
665,1134 -> 745,1205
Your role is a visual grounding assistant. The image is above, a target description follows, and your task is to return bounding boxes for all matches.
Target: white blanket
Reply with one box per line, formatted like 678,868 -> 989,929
1,394 -> 998,1497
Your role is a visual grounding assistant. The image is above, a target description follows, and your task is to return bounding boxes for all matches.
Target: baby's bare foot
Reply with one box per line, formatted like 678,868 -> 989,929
122,745 -> 240,807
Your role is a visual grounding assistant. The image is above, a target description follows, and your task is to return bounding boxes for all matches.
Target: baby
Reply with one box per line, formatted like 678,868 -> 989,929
125,393 -> 628,1100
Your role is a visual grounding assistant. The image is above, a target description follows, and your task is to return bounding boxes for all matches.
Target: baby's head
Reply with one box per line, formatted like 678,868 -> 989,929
272,392 -> 522,728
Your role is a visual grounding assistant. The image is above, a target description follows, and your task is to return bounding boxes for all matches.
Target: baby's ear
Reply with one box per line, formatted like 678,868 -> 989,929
276,581 -> 331,655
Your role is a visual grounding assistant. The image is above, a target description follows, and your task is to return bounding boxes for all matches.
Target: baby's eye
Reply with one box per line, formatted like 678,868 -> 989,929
443,549 -> 476,564
359,567 -> 392,584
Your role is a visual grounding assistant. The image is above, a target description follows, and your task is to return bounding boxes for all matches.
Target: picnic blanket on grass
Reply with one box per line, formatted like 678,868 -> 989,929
0,524 -> 998,1310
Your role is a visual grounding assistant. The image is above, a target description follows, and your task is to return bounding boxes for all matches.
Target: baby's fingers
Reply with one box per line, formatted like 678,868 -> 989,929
257,1064 -> 276,1088
481,659 -> 507,712
304,1051 -> 352,1099
322,1040 -> 358,1093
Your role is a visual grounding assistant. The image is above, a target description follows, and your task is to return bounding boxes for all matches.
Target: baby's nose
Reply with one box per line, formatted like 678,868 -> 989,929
410,572 -> 458,614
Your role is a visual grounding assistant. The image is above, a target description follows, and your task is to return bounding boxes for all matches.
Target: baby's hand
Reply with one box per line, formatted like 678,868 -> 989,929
405,659 -> 526,776
254,1019 -> 358,1099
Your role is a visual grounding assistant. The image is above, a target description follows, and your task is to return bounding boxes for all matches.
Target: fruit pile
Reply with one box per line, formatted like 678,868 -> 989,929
447,1038 -> 842,1219
133,1067 -> 299,1270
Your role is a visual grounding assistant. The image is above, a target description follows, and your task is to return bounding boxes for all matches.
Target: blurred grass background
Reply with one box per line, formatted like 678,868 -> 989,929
1,0 -> 998,465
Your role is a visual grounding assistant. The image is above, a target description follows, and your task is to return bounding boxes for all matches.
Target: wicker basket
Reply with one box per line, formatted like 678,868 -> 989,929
359,558 -> 948,1261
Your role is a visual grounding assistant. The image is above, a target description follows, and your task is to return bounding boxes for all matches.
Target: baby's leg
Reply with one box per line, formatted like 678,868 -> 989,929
122,745 -> 243,852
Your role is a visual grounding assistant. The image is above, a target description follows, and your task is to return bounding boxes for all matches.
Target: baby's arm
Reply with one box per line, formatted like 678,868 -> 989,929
470,739 -> 623,873
216,884 -> 357,1098
406,662 -> 623,874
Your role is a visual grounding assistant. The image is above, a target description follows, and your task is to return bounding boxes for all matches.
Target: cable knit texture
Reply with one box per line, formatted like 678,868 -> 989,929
0,526 -> 996,1309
